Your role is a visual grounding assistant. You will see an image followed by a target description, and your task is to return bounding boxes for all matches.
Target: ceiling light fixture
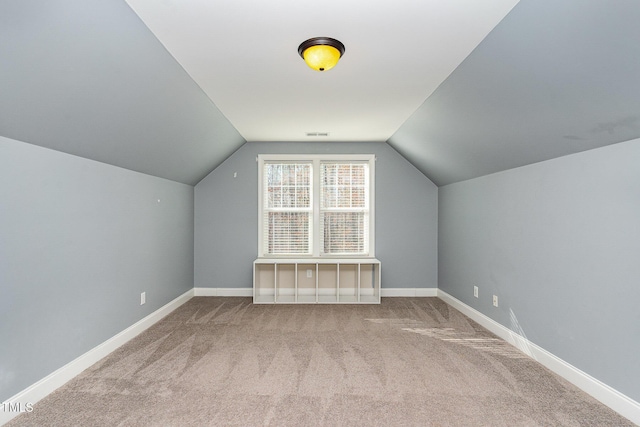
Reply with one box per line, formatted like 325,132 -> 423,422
298,37 -> 345,72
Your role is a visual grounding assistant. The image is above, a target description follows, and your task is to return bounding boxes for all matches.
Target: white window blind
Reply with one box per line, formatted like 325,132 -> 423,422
263,162 -> 312,255
320,162 -> 369,255
259,155 -> 374,258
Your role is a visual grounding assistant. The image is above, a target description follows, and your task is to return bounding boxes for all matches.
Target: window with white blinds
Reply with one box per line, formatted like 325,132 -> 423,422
263,162 -> 312,255
320,162 -> 369,255
259,155 -> 374,258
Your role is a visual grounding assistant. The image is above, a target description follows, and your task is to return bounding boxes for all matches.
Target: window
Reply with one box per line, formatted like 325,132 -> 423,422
262,162 -> 312,255
259,155 -> 375,257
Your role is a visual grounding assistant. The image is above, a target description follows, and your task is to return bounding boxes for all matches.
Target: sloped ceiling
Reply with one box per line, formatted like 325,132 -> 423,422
0,0 -> 245,185
389,0 -> 640,185
1,0 -> 639,186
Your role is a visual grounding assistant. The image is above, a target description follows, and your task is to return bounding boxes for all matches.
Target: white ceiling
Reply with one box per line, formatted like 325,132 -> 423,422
125,0 -> 519,142
3,0 -> 639,186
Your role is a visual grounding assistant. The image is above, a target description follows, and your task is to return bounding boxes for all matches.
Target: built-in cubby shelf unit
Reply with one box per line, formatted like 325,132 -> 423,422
253,258 -> 381,304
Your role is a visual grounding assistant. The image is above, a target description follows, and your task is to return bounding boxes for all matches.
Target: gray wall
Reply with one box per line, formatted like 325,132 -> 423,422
195,141 -> 438,290
0,136 -> 194,401
438,138 -> 640,402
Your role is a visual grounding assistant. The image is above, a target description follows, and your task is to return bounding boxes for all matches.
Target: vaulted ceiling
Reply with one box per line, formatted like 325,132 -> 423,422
2,0 -> 639,186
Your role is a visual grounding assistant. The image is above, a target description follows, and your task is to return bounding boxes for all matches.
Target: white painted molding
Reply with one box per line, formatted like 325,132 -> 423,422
437,289 -> 640,426
381,288 -> 438,297
0,289 -> 194,426
194,287 -> 253,297
193,288 -> 438,298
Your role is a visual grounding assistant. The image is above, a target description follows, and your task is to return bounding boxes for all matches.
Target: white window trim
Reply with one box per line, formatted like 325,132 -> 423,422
258,154 -> 375,258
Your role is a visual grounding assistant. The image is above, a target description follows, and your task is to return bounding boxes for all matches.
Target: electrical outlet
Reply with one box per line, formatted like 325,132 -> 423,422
141,292 -> 146,305
493,295 -> 498,307
473,286 -> 478,298
306,269 -> 313,278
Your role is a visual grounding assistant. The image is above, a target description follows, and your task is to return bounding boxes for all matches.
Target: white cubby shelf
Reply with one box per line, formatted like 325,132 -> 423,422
253,258 -> 381,304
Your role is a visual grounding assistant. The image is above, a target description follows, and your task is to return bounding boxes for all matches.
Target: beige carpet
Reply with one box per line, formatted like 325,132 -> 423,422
7,297 -> 634,426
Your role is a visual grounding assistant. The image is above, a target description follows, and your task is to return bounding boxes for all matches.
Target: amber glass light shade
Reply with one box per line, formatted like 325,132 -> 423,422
298,37 -> 345,71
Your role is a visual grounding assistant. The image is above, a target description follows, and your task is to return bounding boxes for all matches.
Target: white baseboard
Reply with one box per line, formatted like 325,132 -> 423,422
437,290 -> 640,426
193,287 -> 438,298
194,287 -> 253,297
0,289 -> 194,426
382,287 -> 438,297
